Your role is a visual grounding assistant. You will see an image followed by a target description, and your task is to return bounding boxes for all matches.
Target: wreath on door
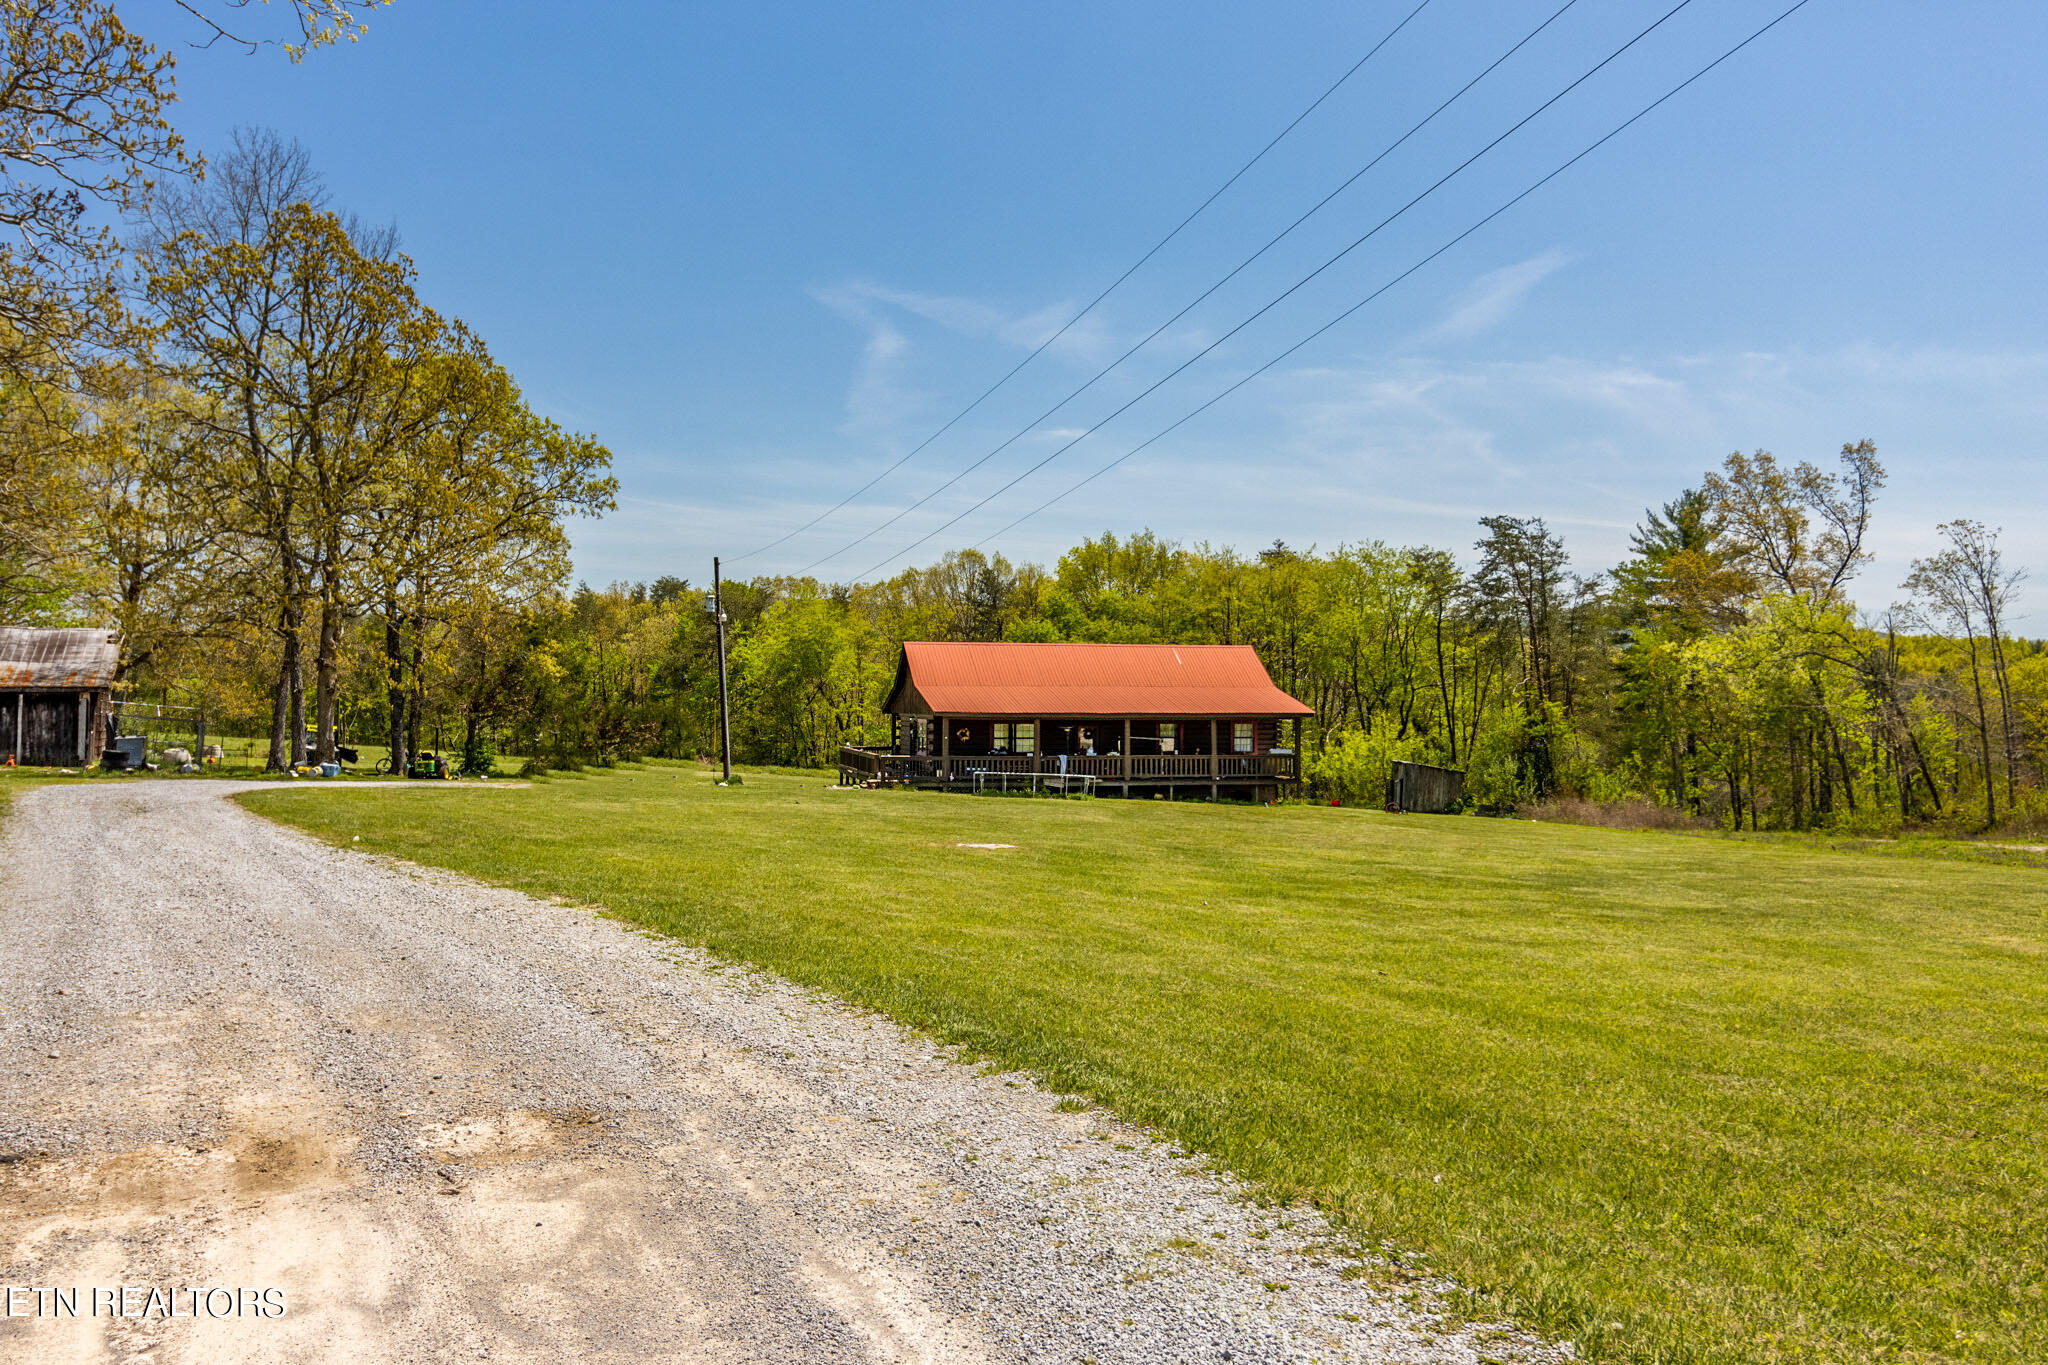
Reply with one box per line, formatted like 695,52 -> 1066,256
956,726 -> 970,743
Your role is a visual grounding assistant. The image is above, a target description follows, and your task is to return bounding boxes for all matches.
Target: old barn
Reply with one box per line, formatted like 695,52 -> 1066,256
0,627 -> 119,767
840,641 -> 1312,801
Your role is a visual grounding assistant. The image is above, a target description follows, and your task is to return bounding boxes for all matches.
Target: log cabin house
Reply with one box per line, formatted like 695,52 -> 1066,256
840,641 -> 1312,801
0,627 -> 119,767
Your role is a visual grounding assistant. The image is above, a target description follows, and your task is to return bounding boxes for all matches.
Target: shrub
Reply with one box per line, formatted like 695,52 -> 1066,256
1303,727 -> 1430,806
1463,717 -> 1536,812
458,725 -> 496,778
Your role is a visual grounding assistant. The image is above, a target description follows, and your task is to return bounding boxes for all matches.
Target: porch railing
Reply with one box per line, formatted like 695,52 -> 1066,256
1217,753 -> 1298,777
1129,754 -> 1212,777
837,746 -> 1298,785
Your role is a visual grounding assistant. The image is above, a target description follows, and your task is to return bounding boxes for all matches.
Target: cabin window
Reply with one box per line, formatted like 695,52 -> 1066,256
1158,722 -> 1176,754
991,722 -> 1035,754
1233,721 -> 1254,753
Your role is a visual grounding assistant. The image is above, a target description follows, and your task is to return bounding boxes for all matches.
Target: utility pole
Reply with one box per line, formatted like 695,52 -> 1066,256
711,556 -> 733,784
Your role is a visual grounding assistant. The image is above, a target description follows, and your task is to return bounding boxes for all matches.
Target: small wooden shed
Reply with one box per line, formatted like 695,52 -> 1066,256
1387,760 -> 1464,814
0,627 -> 119,767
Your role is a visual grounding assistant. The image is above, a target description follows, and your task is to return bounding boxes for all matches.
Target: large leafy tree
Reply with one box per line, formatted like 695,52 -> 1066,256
0,344 -> 89,619
361,346 -> 614,771
73,359 -> 232,675
731,589 -> 883,767
1702,441 -> 1885,605
1614,487 -> 1752,633
145,199 -> 437,766
1903,521 -> 2025,823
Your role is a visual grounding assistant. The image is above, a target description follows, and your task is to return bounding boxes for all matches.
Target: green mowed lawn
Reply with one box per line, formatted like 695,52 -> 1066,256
243,766 -> 2048,1365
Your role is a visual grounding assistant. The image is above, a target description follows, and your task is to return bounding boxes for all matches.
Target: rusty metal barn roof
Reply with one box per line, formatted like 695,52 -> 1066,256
887,642 -> 1312,718
0,627 -> 121,689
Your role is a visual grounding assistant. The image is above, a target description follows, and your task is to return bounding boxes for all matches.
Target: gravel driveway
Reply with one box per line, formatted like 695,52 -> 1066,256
0,781 -> 1563,1364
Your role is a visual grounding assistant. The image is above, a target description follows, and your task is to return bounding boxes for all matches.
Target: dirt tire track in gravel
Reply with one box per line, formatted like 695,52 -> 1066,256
0,781 -> 1564,1364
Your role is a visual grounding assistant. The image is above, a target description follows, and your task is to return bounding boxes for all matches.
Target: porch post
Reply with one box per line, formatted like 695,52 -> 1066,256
1122,717 -> 1132,795
1208,717 -> 1219,800
940,716 -> 951,783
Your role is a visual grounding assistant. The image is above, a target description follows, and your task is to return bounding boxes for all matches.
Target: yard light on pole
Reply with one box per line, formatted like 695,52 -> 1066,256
711,557 -> 733,785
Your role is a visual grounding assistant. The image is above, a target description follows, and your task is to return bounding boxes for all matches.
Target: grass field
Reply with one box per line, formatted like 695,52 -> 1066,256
242,765 -> 2046,1365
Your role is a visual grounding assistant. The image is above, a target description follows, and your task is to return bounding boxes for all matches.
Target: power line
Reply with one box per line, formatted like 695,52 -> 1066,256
973,0 -> 1821,552
845,0 -> 1704,582
801,0 -> 1587,576
728,0 -> 1438,565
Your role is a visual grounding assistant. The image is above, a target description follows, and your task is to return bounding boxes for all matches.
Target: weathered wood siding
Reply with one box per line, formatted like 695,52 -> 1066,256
0,691 -> 90,765
1388,760 -> 1465,814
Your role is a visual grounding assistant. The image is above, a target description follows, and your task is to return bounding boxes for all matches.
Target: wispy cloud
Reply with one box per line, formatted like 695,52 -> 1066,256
811,283 -> 928,443
1415,250 -> 1572,344
803,275 -> 1219,473
813,279 -> 1119,365
812,277 -> 1218,371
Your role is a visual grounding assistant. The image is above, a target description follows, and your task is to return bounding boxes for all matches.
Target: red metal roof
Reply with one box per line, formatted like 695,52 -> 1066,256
889,642 -> 1312,718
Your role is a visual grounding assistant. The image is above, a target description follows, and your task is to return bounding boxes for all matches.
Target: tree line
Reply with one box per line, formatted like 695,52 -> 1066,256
262,438 -> 2033,834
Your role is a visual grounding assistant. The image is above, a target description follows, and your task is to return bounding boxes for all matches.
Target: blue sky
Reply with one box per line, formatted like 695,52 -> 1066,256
167,2 -> 2048,626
